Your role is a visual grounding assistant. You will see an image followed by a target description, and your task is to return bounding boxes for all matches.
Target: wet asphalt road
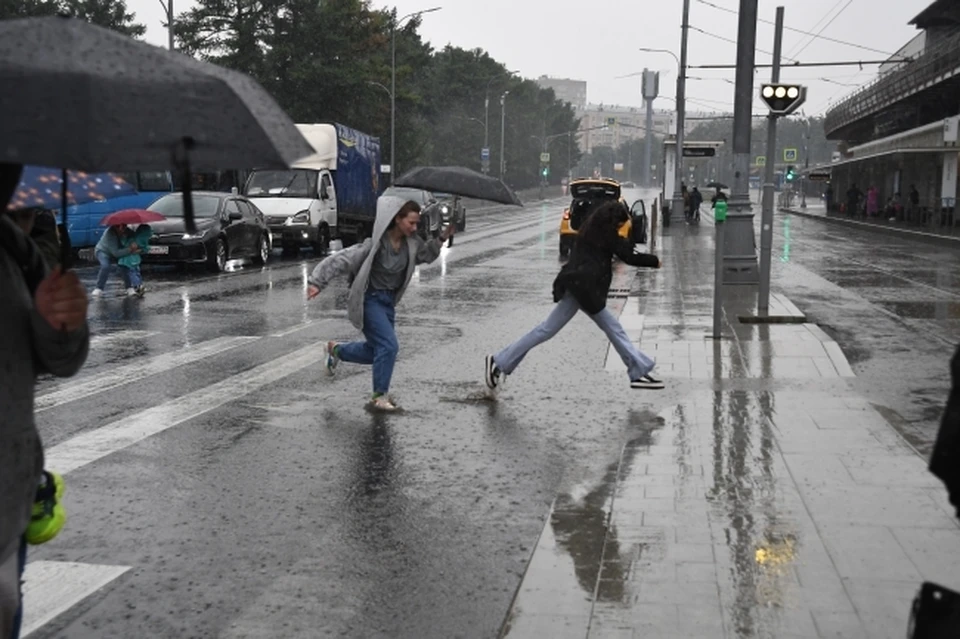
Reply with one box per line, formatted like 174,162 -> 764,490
28,190 -> 960,637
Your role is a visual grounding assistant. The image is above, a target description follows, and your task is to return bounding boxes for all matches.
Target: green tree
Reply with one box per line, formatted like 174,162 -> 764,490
0,0 -> 145,36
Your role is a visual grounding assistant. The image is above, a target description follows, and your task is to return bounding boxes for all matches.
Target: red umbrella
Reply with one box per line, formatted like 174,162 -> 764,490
100,209 -> 166,226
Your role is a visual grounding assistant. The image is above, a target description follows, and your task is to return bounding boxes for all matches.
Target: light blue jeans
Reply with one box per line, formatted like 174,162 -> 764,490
338,290 -> 398,395
494,293 -> 655,381
95,251 -> 130,290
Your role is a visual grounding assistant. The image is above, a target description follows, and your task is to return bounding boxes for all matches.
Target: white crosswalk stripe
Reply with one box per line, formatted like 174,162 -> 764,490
45,342 -> 324,475
20,561 -> 131,638
89,330 -> 160,347
36,335 -> 259,412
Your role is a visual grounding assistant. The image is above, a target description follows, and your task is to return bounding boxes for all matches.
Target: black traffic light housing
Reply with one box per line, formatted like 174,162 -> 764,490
785,165 -> 796,181
760,84 -> 807,115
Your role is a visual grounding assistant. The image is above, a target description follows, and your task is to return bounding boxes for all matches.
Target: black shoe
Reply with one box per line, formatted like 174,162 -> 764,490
484,355 -> 501,390
631,374 -> 664,390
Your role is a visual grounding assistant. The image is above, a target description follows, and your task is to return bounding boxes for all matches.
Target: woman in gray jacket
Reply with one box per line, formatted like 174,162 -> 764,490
307,196 -> 454,411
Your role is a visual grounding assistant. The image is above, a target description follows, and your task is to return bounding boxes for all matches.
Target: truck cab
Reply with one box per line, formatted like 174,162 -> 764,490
243,123 -> 381,254
244,167 -> 337,254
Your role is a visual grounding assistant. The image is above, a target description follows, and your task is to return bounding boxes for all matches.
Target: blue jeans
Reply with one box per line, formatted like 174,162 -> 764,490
126,265 -> 142,288
338,290 -> 398,395
95,251 -> 130,290
494,293 -> 655,381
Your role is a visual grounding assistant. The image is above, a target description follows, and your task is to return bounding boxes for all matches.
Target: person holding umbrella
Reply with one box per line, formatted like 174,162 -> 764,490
306,195 -> 455,412
483,201 -> 663,394
0,162 -> 89,639
92,224 -> 140,297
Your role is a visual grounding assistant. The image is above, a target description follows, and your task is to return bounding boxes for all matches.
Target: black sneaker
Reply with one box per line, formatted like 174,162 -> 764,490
630,374 -> 664,390
484,355 -> 501,390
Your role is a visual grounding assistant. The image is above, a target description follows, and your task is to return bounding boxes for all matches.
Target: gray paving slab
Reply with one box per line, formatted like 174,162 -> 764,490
502,217 -> 960,638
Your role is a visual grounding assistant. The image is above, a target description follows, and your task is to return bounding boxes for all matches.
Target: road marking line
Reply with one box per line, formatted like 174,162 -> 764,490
271,318 -> 333,337
45,343 -> 324,475
89,330 -> 160,347
36,336 -> 260,412
21,560 -> 131,638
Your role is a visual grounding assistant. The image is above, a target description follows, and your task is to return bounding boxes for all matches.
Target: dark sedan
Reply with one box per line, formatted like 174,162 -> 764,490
143,192 -> 271,272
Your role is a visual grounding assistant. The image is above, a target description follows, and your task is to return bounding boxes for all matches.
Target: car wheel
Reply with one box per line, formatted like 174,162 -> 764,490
254,234 -> 269,265
208,238 -> 227,272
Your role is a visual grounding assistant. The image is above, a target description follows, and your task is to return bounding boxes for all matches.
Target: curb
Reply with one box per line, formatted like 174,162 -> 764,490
780,207 -> 960,247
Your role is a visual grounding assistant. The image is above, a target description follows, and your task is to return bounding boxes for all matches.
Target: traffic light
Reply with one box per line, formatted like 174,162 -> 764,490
760,84 -> 807,115
541,166 -> 549,178
785,165 -> 796,181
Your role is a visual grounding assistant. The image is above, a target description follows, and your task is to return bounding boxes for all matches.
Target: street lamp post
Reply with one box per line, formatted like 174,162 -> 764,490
390,6 -> 441,184
640,0 -> 689,221
484,71 -> 518,175
157,0 -> 174,50
500,91 -> 509,179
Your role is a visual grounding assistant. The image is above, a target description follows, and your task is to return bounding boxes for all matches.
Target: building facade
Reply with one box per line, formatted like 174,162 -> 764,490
577,104 -> 675,152
823,0 -> 960,225
534,76 -> 588,111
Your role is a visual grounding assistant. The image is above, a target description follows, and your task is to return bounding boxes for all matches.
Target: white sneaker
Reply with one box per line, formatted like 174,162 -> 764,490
370,396 -> 398,412
126,287 -> 137,297
91,288 -> 104,297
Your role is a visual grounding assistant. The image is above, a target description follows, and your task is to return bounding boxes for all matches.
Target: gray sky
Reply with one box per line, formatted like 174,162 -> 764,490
131,0 -> 927,116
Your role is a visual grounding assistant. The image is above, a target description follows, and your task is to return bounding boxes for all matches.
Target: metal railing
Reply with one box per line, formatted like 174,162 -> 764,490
824,30 -> 960,137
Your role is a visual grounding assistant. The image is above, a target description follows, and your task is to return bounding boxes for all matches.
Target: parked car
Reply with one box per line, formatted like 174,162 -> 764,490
143,192 -> 271,272
559,178 -> 632,257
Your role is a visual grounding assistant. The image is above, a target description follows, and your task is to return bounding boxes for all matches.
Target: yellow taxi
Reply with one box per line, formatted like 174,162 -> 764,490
559,178 -> 631,257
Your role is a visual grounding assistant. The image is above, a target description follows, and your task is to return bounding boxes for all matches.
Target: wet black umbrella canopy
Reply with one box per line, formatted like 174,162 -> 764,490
0,14 -> 312,242
395,166 -> 523,206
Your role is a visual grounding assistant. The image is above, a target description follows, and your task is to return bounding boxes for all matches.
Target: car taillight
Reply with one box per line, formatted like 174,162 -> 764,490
562,210 -> 570,220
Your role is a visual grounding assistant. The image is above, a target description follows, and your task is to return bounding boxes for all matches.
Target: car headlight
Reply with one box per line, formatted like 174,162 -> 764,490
289,210 -> 310,224
182,230 -> 207,240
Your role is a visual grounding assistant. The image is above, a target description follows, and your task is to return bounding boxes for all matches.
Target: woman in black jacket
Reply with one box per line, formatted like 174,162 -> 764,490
484,201 -> 663,392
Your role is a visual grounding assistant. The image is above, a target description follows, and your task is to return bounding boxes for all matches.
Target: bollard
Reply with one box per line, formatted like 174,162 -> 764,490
650,199 -> 658,254
712,200 -> 727,339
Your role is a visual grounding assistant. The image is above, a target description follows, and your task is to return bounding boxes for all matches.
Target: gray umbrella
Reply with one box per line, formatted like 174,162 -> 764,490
394,166 -> 523,207
0,15 -> 311,172
0,15 -> 313,239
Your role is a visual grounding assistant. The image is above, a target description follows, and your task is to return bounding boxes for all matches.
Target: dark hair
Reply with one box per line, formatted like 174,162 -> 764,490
576,201 -> 629,252
387,200 -> 421,229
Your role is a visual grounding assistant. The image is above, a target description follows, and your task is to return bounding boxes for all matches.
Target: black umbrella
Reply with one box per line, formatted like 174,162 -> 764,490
706,182 -> 729,190
0,15 -> 312,243
394,166 -> 523,207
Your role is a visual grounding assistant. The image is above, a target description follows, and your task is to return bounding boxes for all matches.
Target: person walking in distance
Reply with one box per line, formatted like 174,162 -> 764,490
483,201 -> 663,393
306,196 -> 454,412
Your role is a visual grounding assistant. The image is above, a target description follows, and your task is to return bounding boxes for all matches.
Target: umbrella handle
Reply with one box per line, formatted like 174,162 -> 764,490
59,168 -> 73,271
174,137 -> 196,234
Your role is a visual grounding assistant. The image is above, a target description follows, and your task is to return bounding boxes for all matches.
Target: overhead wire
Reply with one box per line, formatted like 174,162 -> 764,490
791,0 -> 855,59
695,0 -> 896,58
688,26 -> 799,63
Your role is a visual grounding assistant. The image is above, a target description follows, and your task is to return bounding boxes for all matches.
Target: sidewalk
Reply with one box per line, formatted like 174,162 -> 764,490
502,220 -> 960,638
781,202 -> 960,246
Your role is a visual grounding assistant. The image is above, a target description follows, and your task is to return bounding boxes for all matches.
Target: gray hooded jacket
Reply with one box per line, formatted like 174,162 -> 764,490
308,195 -> 443,329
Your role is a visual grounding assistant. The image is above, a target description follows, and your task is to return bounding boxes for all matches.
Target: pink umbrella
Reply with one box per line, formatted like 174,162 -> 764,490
100,209 -> 166,226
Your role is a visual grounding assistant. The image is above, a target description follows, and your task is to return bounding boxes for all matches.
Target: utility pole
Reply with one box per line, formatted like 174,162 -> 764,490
758,6 -> 785,315
800,116 -> 810,207
641,69 -> 659,188
723,0 -> 760,284
672,0 -> 691,219
500,91 -> 509,179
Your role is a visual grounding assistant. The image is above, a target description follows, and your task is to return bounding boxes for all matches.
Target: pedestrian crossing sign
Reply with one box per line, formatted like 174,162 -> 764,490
756,156 -> 766,167
784,148 -> 798,162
